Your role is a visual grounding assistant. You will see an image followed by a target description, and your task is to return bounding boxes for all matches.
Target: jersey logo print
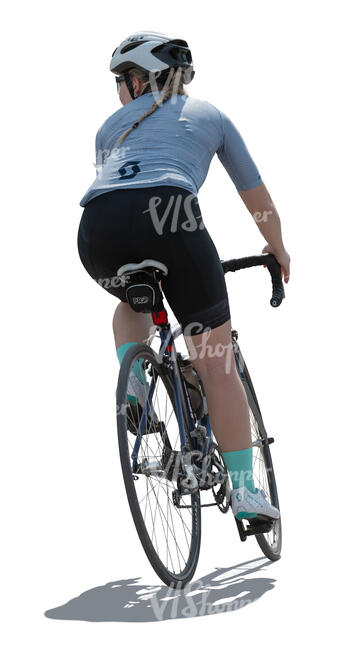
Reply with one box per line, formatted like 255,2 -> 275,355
118,160 -> 141,180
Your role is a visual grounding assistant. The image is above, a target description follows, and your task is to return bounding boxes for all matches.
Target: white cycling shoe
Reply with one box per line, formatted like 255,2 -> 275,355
127,372 -> 159,421
230,485 -> 280,520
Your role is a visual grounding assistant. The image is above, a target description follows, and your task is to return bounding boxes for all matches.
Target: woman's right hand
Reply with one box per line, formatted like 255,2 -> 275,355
261,244 -> 290,283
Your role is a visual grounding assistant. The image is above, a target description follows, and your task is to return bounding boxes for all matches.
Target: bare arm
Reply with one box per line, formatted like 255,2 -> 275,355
238,182 -> 284,252
237,182 -> 290,282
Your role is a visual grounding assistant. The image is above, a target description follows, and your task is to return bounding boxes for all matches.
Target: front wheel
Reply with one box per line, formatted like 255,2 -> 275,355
233,335 -> 282,560
246,376 -> 282,560
116,343 -> 202,588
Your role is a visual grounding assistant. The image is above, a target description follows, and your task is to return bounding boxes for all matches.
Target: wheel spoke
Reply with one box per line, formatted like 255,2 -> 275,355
118,350 -> 200,580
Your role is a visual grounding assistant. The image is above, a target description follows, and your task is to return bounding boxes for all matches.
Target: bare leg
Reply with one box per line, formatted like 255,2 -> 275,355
112,302 -> 153,349
112,303 -> 251,452
183,318 -> 251,452
112,280 -> 163,349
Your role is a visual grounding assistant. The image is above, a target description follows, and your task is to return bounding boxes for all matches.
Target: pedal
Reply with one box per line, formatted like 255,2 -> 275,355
244,515 -> 274,536
234,514 -> 275,540
126,401 -> 163,435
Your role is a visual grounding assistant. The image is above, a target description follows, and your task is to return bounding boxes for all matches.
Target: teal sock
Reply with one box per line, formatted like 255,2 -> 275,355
221,447 -> 257,494
116,342 -> 147,405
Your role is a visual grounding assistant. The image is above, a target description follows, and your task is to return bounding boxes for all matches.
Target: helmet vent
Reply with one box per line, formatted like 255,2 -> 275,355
170,47 -> 180,61
121,42 -> 147,54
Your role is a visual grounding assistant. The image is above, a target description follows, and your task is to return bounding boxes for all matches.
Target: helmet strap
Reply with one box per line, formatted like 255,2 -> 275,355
124,72 -> 136,100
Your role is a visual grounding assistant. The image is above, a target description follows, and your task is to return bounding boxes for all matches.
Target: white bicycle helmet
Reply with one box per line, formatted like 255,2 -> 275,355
109,30 -> 195,98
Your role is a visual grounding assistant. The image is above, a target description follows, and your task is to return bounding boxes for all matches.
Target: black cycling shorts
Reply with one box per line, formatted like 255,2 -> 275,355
77,185 -> 230,334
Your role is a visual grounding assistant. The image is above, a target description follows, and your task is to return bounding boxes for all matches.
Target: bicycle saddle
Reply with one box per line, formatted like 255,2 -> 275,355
116,259 -> 169,279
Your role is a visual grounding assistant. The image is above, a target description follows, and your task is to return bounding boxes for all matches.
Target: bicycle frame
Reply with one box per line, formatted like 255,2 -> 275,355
128,251 -> 285,475
130,319 -> 214,471
119,253 -> 283,553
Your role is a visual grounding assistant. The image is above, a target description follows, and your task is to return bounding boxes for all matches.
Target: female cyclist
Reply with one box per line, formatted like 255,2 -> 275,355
77,31 -> 290,521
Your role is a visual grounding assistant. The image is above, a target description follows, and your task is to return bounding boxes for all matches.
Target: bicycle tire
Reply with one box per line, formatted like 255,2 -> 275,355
116,342 -> 202,588
242,359 -> 282,560
232,336 -> 282,560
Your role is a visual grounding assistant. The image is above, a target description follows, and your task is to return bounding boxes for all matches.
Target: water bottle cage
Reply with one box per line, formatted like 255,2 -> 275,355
187,381 -> 204,419
180,360 -> 204,419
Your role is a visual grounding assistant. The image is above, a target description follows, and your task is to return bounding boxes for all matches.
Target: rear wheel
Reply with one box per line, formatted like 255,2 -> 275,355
116,343 -> 202,588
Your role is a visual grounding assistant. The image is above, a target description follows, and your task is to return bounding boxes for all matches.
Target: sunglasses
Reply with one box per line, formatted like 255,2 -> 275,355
115,75 -> 126,92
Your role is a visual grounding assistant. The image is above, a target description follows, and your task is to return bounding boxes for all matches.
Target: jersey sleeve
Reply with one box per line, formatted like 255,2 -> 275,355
216,109 -> 263,191
94,127 -> 104,176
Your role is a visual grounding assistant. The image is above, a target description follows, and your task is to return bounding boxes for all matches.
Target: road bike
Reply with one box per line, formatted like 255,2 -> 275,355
115,253 -> 284,588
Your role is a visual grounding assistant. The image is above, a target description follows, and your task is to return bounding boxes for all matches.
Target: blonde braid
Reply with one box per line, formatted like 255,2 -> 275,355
115,67 -> 187,148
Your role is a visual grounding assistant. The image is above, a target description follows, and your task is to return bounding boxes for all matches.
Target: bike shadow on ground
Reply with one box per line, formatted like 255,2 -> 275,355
44,556 -> 277,622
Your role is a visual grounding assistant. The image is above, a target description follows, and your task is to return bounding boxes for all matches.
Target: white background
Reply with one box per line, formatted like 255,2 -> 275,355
2,0 -> 344,645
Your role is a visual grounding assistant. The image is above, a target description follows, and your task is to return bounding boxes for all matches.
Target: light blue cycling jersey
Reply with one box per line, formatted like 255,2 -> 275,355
79,90 -> 262,207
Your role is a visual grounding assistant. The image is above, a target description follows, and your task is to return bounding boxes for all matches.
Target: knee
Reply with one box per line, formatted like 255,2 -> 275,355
192,346 -> 236,382
184,322 -> 236,380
